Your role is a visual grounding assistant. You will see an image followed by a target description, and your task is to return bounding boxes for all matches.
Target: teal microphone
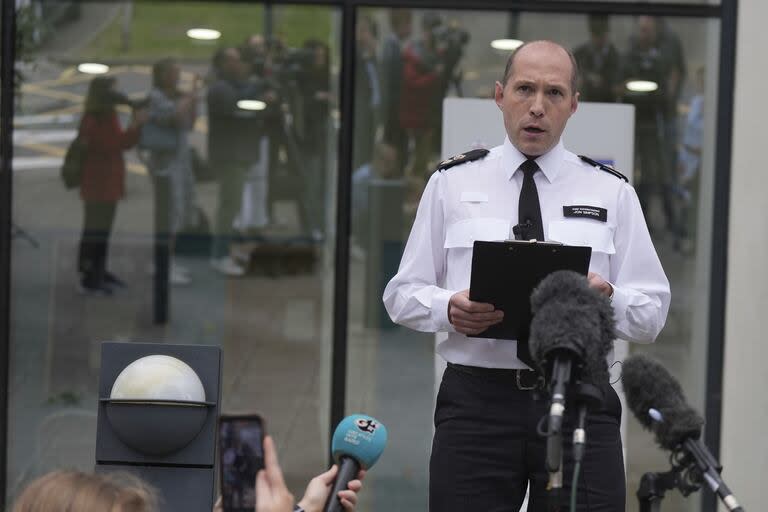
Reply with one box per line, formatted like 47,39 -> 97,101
324,414 -> 387,512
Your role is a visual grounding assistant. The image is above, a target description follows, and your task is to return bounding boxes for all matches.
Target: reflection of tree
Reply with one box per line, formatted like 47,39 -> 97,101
14,2 -> 82,108
15,5 -> 40,109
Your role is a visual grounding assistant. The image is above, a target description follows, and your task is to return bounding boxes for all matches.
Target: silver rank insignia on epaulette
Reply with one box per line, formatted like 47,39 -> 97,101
578,155 -> 629,182
437,148 -> 490,172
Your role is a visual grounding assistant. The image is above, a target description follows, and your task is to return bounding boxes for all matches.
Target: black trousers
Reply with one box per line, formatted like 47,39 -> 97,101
430,364 -> 625,512
77,201 -> 117,286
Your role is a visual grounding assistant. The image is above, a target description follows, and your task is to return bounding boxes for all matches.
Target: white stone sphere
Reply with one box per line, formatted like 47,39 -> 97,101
110,355 -> 206,402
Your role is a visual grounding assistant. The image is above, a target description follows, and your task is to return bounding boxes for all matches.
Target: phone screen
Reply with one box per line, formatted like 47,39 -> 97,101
219,415 -> 265,512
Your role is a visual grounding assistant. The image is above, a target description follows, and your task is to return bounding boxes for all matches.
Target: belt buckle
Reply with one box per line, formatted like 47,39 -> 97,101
516,369 -> 542,390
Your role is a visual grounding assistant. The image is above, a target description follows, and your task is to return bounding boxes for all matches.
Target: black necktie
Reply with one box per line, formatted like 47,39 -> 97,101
516,159 -> 544,368
517,159 -> 545,242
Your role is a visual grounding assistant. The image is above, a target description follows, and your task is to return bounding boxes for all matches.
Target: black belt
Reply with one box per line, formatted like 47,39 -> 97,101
448,363 -> 545,390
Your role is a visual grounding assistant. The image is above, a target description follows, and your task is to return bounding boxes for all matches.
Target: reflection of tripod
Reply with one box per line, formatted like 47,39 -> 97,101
264,82 -> 319,238
11,222 -> 39,248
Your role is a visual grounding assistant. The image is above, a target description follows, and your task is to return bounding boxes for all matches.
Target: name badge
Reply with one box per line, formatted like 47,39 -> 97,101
563,205 -> 608,222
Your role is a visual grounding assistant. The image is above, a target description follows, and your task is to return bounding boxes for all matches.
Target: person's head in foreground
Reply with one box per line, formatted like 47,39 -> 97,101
12,470 -> 158,512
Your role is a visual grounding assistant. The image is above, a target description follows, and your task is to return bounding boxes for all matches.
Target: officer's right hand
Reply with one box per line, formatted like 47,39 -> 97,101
448,290 -> 504,336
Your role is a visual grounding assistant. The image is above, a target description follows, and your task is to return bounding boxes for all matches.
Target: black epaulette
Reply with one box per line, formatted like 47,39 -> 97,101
437,148 -> 489,172
579,155 -> 629,182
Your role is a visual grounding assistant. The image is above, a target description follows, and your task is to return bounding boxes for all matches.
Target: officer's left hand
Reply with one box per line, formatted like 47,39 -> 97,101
587,272 -> 613,298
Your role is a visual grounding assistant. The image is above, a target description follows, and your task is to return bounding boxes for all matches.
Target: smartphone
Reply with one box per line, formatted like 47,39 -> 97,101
218,414 -> 265,512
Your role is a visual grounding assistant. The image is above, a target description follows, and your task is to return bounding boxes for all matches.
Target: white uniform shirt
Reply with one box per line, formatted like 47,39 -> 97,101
383,137 -> 671,369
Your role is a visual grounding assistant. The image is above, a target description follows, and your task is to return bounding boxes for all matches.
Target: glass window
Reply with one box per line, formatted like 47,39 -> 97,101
347,8 -> 720,511
8,0 -> 339,502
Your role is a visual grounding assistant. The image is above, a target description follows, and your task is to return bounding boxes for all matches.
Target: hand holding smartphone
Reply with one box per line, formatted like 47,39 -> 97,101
218,414 -> 265,512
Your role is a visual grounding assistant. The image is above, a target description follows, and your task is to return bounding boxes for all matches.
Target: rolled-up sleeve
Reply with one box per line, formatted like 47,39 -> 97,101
383,172 -> 457,333
609,184 -> 671,343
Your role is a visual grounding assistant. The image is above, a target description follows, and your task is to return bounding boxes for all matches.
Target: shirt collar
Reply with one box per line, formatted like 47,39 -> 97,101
502,137 -> 565,184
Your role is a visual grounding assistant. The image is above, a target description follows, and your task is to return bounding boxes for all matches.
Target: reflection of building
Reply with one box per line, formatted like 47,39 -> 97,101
3,1 -> 766,511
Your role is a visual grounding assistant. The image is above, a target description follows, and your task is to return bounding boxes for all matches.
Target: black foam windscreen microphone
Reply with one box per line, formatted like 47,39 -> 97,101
512,219 -> 533,240
529,270 -> 616,476
622,354 -> 744,511
622,354 -> 703,451
529,270 -> 615,386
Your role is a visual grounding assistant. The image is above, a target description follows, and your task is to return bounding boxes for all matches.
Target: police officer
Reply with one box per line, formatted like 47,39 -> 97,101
383,40 -> 670,511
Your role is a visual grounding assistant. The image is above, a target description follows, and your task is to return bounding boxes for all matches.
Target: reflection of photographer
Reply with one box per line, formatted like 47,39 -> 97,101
430,18 -> 469,98
240,34 -> 332,239
400,13 -> 465,180
207,47 -> 271,276
354,16 -> 381,170
622,16 -> 685,240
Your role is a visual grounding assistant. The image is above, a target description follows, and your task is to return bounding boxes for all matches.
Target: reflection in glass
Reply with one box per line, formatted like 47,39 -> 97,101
9,1 -> 339,503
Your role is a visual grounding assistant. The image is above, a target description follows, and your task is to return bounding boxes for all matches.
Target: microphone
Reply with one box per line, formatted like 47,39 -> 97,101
324,414 -> 387,512
529,270 -> 615,473
622,354 -> 744,511
512,219 -> 533,240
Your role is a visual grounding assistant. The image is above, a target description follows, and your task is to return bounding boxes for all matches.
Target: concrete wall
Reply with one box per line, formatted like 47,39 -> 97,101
720,0 -> 768,509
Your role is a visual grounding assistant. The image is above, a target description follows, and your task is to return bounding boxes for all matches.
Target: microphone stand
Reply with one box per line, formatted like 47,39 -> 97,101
636,449 -> 745,512
637,469 -> 688,512
683,438 -> 745,511
566,382 -> 603,512
543,367 -> 603,512
545,357 -> 570,512
643,410 -> 745,511
635,447 -> 703,512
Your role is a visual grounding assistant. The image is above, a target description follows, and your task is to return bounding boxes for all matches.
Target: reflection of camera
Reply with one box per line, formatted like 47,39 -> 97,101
106,90 -> 148,110
433,25 -> 470,56
427,19 -> 469,95
433,24 -> 470,78
271,48 -> 315,83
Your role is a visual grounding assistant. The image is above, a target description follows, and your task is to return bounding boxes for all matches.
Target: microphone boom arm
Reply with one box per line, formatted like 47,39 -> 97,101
683,438 -> 744,512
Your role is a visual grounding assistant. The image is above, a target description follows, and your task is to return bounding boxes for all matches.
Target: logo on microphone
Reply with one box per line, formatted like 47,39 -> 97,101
355,418 -> 378,434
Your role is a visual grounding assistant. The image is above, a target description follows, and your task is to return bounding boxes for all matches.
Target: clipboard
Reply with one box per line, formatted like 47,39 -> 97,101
468,240 -> 592,340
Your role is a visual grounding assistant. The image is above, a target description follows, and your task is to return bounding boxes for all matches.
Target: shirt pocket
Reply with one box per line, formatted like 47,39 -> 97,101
547,219 -> 616,254
460,191 -> 489,203
444,217 -> 510,248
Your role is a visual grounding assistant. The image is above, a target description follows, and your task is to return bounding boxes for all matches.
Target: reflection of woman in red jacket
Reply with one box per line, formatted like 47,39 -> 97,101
77,76 -> 146,294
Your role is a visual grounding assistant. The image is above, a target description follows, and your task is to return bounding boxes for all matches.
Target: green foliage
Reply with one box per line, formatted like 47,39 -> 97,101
80,2 -> 335,61
13,5 -> 45,107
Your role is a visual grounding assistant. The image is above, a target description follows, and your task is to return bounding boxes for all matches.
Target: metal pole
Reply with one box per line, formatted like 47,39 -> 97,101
329,2 -> 357,459
0,0 -> 18,502
121,1 -> 133,53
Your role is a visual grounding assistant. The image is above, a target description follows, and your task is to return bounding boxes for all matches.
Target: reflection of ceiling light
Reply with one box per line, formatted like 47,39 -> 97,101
237,100 -> 266,111
491,39 -> 524,51
77,63 -> 110,74
186,28 -> 221,40
626,80 -> 659,92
